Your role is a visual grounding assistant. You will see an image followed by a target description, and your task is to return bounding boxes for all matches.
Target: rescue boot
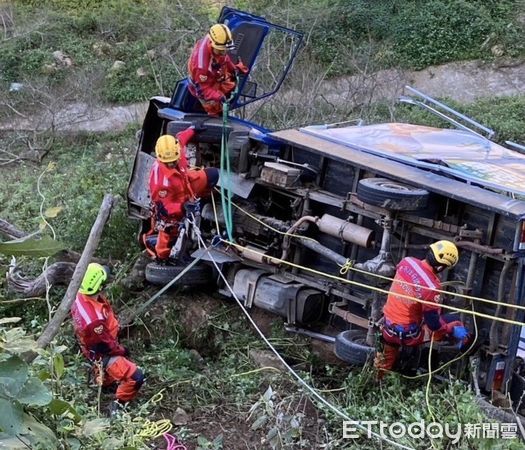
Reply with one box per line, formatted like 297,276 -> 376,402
374,342 -> 400,382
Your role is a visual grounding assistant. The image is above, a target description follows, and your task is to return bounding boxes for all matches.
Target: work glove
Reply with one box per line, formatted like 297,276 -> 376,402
444,320 -> 463,335
452,326 -> 468,341
452,326 -> 469,349
234,58 -> 249,74
193,119 -> 208,133
184,199 -> 200,216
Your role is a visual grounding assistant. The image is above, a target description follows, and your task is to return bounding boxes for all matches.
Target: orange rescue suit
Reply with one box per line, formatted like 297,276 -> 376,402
148,127 -> 211,260
383,256 -> 441,326
71,292 -> 143,402
188,35 -> 248,115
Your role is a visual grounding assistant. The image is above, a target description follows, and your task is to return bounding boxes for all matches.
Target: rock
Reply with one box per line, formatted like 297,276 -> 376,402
176,295 -> 220,353
491,45 -> 505,57
249,349 -> 285,371
111,60 -> 126,72
491,390 -> 512,409
172,407 -> 190,426
189,349 -> 205,368
136,67 -> 148,78
52,50 -> 73,67
8,82 -> 24,92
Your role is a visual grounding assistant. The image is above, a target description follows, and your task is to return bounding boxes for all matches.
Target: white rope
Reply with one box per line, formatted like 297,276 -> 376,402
192,229 -> 414,450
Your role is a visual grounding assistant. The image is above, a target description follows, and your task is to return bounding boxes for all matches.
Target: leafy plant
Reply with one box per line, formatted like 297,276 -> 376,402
196,433 -> 223,450
248,385 -> 306,449
0,319 -> 57,448
0,235 -> 65,257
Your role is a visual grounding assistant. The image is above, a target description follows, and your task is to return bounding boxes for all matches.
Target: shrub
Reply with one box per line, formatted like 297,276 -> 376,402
391,0 -> 524,69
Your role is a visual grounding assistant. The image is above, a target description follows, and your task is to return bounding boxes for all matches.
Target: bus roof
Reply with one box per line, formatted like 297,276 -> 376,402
270,126 -> 525,220
300,123 -> 525,197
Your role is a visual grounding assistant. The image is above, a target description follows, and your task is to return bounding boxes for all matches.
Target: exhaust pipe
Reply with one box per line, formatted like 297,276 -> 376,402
317,214 -> 374,248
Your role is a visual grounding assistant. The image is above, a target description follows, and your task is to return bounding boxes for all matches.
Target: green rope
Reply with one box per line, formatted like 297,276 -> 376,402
220,100 -> 234,242
218,73 -> 241,242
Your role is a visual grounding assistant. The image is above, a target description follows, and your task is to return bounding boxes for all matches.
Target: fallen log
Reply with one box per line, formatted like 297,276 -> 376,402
7,261 -> 76,297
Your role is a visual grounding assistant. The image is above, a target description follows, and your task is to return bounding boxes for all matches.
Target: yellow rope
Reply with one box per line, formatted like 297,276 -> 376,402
137,419 -> 173,439
339,259 -> 354,275
224,194 -> 524,312
338,256 -> 525,312
231,367 -> 281,377
221,239 -> 525,327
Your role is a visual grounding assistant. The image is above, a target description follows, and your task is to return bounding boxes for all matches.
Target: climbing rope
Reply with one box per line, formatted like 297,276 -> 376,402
210,177 -> 524,327
219,93 -> 236,241
339,259 -> 354,275
212,187 -> 318,244
138,419 -> 173,439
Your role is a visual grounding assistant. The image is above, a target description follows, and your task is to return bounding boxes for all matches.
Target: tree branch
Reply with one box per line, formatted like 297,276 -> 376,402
0,218 -> 27,239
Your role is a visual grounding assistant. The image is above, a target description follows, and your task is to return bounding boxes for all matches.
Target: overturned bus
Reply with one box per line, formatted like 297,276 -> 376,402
127,7 -> 525,406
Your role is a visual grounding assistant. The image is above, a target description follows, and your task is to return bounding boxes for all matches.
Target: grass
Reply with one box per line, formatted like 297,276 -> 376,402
0,130 -> 138,259
2,0 -> 524,104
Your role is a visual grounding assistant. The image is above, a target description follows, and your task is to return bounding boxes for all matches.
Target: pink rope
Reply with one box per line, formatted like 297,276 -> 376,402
163,433 -> 187,450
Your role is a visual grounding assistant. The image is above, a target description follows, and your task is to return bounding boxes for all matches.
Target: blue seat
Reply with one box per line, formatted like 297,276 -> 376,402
169,78 -> 205,113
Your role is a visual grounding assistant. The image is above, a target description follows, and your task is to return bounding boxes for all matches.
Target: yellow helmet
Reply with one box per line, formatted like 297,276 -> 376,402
79,263 -> 108,295
208,24 -> 234,51
429,240 -> 459,269
155,135 -> 180,163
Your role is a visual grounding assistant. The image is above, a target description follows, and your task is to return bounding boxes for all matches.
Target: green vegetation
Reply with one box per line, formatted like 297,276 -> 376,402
1,0 -> 209,103
2,0 -> 524,103
304,0 -> 525,75
0,131 -> 137,258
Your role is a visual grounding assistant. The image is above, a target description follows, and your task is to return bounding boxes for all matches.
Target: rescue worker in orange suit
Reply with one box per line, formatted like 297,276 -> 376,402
188,23 -> 249,116
374,240 -> 470,379
71,263 -> 144,412
148,125 -> 219,261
